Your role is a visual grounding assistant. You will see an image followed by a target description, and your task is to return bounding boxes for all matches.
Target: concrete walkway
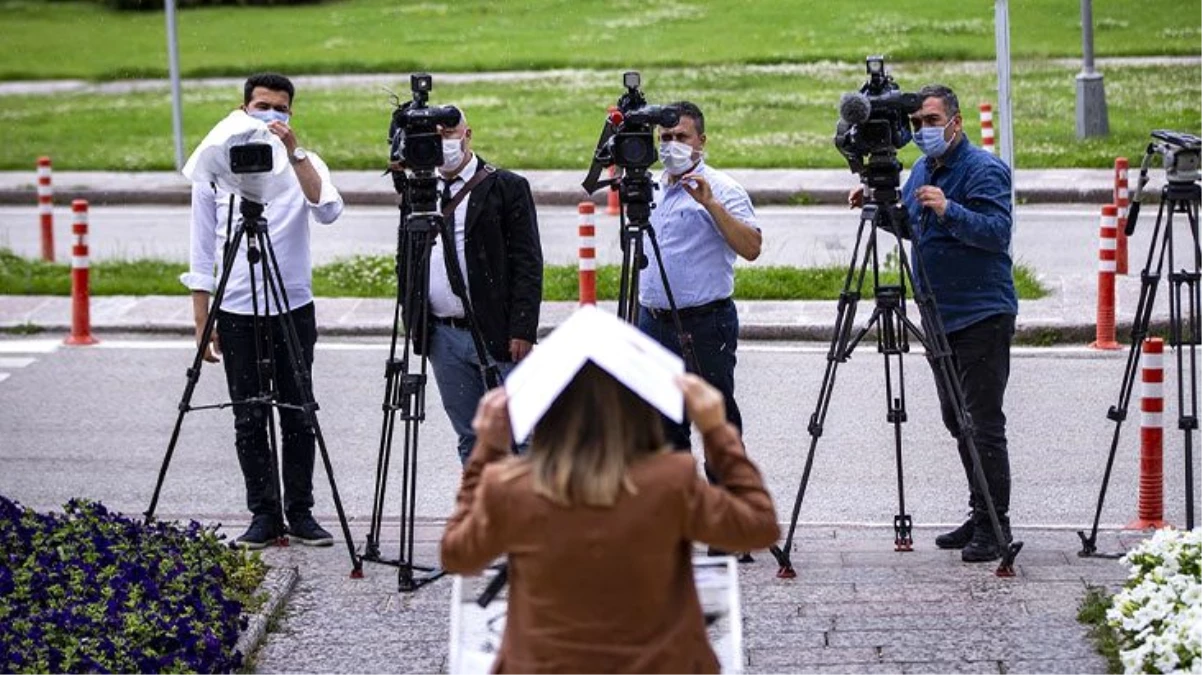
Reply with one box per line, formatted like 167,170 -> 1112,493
245,521 -> 1134,674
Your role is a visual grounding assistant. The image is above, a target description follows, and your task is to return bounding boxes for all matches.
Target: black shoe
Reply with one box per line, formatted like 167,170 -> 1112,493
935,519 -> 975,550
237,515 -> 284,550
707,547 -> 756,564
961,521 -> 1012,563
288,514 -> 334,547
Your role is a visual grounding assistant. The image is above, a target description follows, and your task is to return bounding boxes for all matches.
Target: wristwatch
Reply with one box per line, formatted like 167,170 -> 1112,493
290,147 -> 308,165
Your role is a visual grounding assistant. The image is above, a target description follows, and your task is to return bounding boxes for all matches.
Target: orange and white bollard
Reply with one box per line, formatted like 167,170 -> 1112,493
1090,204 -> 1120,350
37,156 -> 55,262
578,202 -> 597,306
65,199 -> 97,346
1129,337 -> 1169,529
1115,157 -> 1130,275
979,103 -> 995,155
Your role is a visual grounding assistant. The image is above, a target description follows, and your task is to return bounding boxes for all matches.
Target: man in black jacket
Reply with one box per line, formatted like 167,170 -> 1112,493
401,107 -> 543,464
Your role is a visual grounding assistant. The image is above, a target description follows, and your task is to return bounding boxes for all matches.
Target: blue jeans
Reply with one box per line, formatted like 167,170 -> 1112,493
427,321 -> 515,465
638,299 -> 743,450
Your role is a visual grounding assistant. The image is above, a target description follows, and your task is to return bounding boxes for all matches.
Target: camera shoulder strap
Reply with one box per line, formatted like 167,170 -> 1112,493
437,163 -> 504,386
440,163 -> 495,219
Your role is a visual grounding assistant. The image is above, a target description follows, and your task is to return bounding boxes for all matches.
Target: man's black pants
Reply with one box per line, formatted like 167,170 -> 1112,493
933,312 -> 1015,527
638,298 -> 743,450
217,303 -> 318,524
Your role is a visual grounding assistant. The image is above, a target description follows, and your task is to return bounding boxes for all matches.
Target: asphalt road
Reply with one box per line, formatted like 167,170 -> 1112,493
0,204 -> 1155,281
2,334 -> 1198,537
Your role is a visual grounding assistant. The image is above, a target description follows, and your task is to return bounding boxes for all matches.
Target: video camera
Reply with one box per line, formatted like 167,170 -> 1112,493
229,143 -> 273,175
834,56 -> 920,198
388,73 -> 462,171
582,72 -> 679,197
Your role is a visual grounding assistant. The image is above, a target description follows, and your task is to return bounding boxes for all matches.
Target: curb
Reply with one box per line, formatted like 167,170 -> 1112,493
0,318 -> 1166,346
234,565 -> 298,668
0,185 -> 1133,207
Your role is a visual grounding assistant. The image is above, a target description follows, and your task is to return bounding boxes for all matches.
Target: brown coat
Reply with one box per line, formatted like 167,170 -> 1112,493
441,423 -> 780,674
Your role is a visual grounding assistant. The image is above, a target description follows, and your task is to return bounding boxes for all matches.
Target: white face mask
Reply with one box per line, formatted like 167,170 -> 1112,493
440,138 -> 464,172
659,141 -> 696,176
248,109 -> 290,126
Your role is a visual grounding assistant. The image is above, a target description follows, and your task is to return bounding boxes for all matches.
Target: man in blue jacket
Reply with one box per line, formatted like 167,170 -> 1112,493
852,84 -> 1017,562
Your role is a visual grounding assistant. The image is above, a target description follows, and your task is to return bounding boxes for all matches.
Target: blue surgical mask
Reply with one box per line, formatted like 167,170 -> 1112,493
248,109 -> 290,126
913,120 -> 953,158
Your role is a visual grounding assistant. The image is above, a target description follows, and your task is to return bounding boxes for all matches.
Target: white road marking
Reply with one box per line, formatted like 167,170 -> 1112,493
0,357 -> 36,368
0,340 -> 59,354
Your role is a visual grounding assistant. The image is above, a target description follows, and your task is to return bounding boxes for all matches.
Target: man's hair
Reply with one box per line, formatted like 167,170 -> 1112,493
918,84 -> 960,119
244,73 -> 295,106
668,100 -> 705,135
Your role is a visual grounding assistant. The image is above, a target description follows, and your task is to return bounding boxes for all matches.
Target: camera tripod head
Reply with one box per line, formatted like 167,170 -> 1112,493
1125,129 -> 1201,236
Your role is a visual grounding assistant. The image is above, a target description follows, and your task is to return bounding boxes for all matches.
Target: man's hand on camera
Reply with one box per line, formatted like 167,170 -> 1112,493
680,173 -> 715,208
916,186 -> 948,218
265,120 -> 297,153
471,388 -> 512,452
509,339 -> 533,362
848,186 -> 864,209
677,373 -> 725,435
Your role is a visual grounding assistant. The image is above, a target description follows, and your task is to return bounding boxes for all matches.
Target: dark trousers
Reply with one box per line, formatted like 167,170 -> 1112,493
638,299 -> 743,450
217,303 -> 318,523
932,312 -> 1014,526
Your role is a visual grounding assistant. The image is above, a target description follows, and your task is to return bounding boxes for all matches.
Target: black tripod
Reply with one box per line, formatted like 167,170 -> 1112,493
610,167 -> 701,372
362,168 -> 503,592
146,198 -> 362,576
1079,150 -> 1202,557
767,188 -> 1023,578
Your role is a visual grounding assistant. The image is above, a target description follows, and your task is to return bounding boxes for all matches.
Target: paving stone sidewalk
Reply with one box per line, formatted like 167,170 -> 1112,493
242,522 -> 1136,674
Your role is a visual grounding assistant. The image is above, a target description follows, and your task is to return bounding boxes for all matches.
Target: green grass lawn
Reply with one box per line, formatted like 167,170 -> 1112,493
1,61 -> 1196,171
0,249 -> 1049,300
0,0 -> 1197,81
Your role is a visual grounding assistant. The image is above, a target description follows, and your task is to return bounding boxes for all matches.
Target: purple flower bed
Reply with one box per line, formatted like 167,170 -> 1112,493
0,496 -> 266,673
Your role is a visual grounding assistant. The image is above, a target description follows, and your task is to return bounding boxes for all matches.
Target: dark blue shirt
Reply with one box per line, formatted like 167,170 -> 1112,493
901,137 -> 1018,334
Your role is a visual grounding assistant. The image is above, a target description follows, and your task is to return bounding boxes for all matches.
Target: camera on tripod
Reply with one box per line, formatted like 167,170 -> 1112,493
835,56 -> 921,198
229,143 -> 274,175
594,71 -> 680,174
1150,130 -> 1201,184
388,73 -> 462,171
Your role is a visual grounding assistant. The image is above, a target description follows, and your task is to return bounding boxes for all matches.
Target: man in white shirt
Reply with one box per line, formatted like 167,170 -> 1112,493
181,73 -> 344,549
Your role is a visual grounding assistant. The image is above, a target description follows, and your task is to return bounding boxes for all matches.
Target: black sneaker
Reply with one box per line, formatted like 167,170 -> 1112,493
935,519 -> 975,550
237,515 -> 284,550
288,514 -> 334,547
707,547 -> 756,564
961,521 -> 1013,563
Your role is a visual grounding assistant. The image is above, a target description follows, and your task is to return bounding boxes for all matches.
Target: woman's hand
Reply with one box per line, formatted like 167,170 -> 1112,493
677,373 -> 726,434
471,387 -> 513,452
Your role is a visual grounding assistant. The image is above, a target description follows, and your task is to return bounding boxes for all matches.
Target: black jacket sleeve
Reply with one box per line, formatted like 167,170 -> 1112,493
501,172 -> 543,343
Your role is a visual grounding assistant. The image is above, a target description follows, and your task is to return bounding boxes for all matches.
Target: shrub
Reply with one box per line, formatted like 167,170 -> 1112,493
1106,528 -> 1202,674
0,496 -> 265,673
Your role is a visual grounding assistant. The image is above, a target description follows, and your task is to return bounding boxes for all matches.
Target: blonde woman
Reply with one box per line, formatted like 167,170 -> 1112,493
441,366 -> 779,674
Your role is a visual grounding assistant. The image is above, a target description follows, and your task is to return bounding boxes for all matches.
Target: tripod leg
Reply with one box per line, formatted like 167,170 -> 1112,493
260,234 -> 362,576
1173,200 -> 1201,530
1078,205 -> 1171,556
146,225 -> 247,524
365,299 -> 405,561
878,304 -> 912,552
770,211 -> 877,577
248,245 -> 288,548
